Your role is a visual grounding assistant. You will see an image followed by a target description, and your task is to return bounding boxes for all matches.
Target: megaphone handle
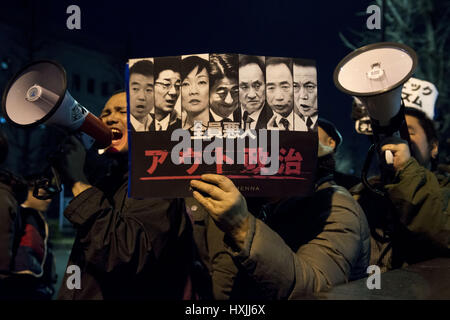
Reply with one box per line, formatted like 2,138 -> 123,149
362,144 -> 386,197
32,165 -> 63,200
385,150 -> 394,165
398,100 -> 411,144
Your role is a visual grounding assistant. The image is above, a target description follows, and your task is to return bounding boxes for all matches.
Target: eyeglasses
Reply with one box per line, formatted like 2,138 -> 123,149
293,83 -> 317,93
214,86 -> 239,100
155,81 -> 181,93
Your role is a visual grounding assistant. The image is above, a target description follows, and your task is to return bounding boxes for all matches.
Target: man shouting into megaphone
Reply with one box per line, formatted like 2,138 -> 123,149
56,92 -> 194,300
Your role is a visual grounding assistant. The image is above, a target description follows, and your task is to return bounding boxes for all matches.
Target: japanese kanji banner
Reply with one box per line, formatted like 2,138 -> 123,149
401,77 -> 438,120
126,54 -> 318,198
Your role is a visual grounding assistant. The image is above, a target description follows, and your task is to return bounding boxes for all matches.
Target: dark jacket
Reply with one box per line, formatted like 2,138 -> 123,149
351,158 -> 450,272
188,178 -> 370,299
149,111 -> 181,132
57,156 -> 193,300
1,206 -> 57,300
254,103 -> 274,130
0,181 -> 20,279
0,171 -> 27,279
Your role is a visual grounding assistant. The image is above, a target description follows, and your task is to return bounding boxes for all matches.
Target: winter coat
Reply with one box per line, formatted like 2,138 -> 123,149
187,178 -> 371,299
0,181 -> 20,278
351,157 -> 450,271
57,165 -> 193,300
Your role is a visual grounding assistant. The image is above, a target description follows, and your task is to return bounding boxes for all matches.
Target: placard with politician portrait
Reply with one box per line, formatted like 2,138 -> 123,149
126,54 -> 319,198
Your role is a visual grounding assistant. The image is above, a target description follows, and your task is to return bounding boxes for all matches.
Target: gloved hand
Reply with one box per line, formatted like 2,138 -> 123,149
53,135 -> 89,188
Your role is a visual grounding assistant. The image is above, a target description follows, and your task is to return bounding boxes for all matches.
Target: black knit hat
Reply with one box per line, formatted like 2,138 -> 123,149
318,118 -> 343,150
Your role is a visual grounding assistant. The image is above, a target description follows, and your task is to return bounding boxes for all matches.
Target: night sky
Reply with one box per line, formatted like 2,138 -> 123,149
1,0 -> 376,171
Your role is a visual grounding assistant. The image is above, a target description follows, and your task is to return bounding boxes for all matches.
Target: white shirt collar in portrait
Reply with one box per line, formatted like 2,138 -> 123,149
293,113 -> 308,131
130,113 -> 153,132
155,113 -> 171,131
267,110 -> 294,131
210,109 -> 234,122
240,105 -> 263,130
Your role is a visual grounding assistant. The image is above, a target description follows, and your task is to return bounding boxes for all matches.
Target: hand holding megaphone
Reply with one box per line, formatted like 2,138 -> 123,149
380,137 -> 411,172
50,135 -> 89,188
334,42 -> 417,194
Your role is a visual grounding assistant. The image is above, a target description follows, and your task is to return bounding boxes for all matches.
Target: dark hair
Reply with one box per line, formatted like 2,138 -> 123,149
0,130 -> 8,164
209,54 -> 238,88
293,58 -> 315,68
265,57 -> 292,74
405,107 -> 438,145
239,55 -> 265,79
130,59 -> 154,78
181,56 -> 209,81
154,56 -> 181,80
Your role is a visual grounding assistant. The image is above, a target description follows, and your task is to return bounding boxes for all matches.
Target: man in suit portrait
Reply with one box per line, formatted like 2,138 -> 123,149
293,59 -> 318,132
209,54 -> 240,124
129,59 -> 154,132
238,55 -> 273,130
152,56 -> 182,131
265,57 -> 304,131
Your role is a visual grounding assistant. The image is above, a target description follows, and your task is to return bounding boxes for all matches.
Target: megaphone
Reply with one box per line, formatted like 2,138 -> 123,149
334,42 -> 418,193
1,60 -> 112,149
334,42 -> 417,143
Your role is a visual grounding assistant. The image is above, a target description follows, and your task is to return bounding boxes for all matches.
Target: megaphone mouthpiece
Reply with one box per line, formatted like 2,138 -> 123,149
79,113 -> 113,149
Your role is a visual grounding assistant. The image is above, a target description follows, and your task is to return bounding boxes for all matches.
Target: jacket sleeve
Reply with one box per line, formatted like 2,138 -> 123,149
0,187 -> 19,276
384,158 -> 450,250
64,186 -> 185,274
228,188 -> 369,299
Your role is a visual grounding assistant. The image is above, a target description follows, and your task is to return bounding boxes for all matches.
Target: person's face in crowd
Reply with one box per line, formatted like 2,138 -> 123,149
129,73 -> 154,122
154,69 -> 181,116
294,64 -> 318,117
100,92 -> 128,153
318,126 -> 336,151
266,63 -> 293,117
239,63 -> 265,115
405,114 -> 438,167
182,66 -> 209,114
210,77 -> 239,118
24,189 -> 52,212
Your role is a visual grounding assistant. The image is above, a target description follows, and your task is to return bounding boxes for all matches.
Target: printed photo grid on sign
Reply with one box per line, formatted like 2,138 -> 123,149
126,54 -> 319,198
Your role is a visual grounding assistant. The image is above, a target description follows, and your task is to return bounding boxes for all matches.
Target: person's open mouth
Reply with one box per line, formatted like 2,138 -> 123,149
111,128 -> 123,141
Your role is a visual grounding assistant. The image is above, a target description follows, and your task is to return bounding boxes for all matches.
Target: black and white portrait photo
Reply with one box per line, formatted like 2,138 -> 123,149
266,57 -> 299,131
208,53 -> 240,125
128,58 -> 154,132
238,55 -> 273,130
293,59 -> 318,132
181,54 -> 210,131
151,56 -> 182,131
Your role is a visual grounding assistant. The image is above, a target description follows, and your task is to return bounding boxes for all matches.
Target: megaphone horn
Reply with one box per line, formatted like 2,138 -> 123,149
1,60 -> 112,149
334,42 -> 417,135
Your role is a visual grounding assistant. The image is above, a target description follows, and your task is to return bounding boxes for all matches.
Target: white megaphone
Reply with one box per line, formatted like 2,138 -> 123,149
334,42 -> 417,144
1,60 -> 113,149
334,42 -> 418,191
